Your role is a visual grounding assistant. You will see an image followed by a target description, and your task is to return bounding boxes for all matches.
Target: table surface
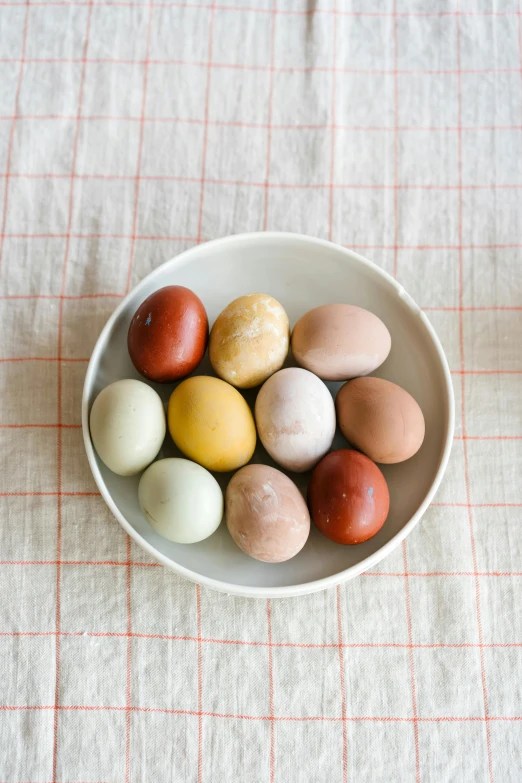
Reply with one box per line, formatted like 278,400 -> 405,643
1,1 -> 522,781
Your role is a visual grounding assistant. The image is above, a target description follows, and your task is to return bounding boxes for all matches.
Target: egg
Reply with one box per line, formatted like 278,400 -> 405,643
336,377 -> 425,464
139,458 -> 223,544
89,379 -> 166,476
226,464 -> 310,562
308,449 -> 390,545
255,367 -> 336,473
168,376 -> 256,472
291,303 -> 391,381
209,293 -> 290,388
128,285 -> 208,383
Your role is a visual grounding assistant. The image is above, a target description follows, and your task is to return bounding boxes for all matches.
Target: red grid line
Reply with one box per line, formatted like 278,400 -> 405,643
0,424 -> 82,429
262,0 -> 277,232
0,1 -> 521,15
52,4 -> 94,780
124,535 -> 132,783
402,543 -> 420,782
196,585 -> 203,783
7,171 -> 522,191
392,0 -> 399,279
124,0 -> 154,295
195,1 -> 216,244
327,1 -> 337,243
4,116 -> 522,133
2,628 -> 522,648
266,599 -> 275,783
0,358 -> 91,363
0,0 -> 30,279
336,585 -> 348,783
455,10 -> 493,781
519,3 -> 522,120
1,561 -> 522,578
0,703 -> 521,724
3,53 -> 522,76
5,235 -> 522,252
0,293 -> 124,300
0,560 -> 161,567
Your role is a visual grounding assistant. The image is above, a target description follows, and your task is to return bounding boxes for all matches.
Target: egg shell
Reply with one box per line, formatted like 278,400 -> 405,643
168,375 -> 256,472
308,449 -> 390,545
254,367 -> 336,473
226,464 -> 310,563
209,293 -> 290,389
89,379 -> 166,476
291,303 -> 391,381
139,458 -> 223,544
336,377 -> 425,464
128,285 -> 208,383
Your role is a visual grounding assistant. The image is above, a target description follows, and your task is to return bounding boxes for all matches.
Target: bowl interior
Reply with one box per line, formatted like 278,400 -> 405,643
83,233 -> 453,594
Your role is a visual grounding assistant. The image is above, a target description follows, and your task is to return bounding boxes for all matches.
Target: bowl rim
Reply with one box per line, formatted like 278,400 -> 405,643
82,231 -> 455,598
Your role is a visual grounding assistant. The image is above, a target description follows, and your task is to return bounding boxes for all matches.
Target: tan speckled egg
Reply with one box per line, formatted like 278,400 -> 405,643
226,464 -> 310,563
291,303 -> 391,381
209,294 -> 290,389
336,377 -> 425,464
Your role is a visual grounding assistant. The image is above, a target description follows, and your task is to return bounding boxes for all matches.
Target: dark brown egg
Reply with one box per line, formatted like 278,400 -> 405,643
128,286 -> 208,383
308,449 -> 390,545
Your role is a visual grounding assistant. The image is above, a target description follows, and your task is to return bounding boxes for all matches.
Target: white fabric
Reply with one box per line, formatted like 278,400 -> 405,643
1,1 -> 521,780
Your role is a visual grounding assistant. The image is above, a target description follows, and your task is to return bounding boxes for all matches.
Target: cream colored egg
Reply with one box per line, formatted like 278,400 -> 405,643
255,368 -> 336,473
209,293 -> 290,388
139,458 -> 223,544
90,379 -> 166,476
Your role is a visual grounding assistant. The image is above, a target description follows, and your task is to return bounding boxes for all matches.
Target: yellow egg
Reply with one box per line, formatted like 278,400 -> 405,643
168,376 -> 256,472
209,293 -> 290,389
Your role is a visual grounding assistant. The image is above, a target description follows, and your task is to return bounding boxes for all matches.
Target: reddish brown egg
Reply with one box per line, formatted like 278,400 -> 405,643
128,286 -> 208,383
308,449 -> 390,545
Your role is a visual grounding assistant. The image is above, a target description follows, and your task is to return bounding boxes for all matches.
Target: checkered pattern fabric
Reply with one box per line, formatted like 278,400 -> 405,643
1,0 -> 522,780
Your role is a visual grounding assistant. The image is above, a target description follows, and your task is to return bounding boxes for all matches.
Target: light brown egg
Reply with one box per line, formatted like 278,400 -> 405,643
209,294 -> 290,389
226,464 -> 310,563
255,368 -> 336,473
291,303 -> 391,381
336,377 -> 425,464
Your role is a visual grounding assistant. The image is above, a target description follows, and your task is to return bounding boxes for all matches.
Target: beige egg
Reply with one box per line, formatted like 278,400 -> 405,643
209,293 -> 290,389
255,368 -> 336,473
226,464 -> 310,563
291,303 -> 391,381
336,377 -> 425,464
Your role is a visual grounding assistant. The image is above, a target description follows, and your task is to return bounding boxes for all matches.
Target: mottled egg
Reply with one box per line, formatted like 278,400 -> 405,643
209,293 -> 290,388
291,303 -> 391,381
255,367 -> 336,473
128,285 -> 208,383
90,379 -> 165,476
226,464 -> 310,562
139,458 -> 223,544
336,377 -> 425,464
168,375 -> 256,472
308,449 -> 390,545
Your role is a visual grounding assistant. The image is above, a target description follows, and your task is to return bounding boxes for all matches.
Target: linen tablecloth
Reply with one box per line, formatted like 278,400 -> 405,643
1,0 -> 522,780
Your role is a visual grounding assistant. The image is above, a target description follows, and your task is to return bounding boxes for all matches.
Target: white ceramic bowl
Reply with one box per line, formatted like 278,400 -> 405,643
82,232 -> 454,598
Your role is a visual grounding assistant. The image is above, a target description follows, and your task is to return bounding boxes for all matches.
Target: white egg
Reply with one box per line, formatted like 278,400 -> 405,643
138,458 -> 223,544
90,379 -> 166,476
255,367 -> 336,473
